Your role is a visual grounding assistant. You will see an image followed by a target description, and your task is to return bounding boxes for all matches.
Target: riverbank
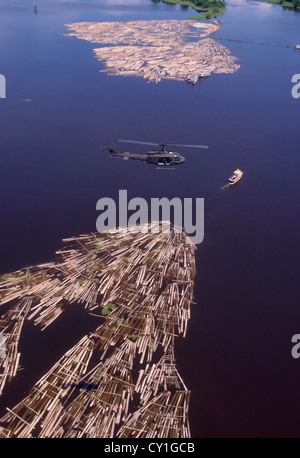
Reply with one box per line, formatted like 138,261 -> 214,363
160,0 -> 226,19
263,0 -> 300,10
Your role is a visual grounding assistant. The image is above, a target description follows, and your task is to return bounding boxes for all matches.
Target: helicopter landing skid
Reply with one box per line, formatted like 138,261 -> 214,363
156,166 -> 178,170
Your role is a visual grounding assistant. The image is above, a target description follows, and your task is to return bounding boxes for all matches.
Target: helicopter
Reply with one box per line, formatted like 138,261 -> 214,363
105,139 -> 208,167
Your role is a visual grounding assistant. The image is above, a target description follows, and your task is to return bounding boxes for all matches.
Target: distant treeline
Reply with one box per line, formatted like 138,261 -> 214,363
265,0 -> 300,9
151,0 -> 226,19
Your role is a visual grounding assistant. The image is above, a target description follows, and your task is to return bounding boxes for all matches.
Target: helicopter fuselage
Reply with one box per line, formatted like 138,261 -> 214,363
107,146 -> 185,166
145,150 -> 185,165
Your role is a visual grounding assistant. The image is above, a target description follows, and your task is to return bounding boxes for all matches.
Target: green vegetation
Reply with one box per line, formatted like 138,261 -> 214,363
128,334 -> 138,341
73,277 -> 87,286
90,263 -> 100,272
153,0 -> 226,19
264,0 -> 300,8
148,340 -> 157,352
101,302 -> 116,316
112,320 -> 122,331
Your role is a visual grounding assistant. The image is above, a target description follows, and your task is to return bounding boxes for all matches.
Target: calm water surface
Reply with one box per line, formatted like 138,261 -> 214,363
0,0 -> 300,438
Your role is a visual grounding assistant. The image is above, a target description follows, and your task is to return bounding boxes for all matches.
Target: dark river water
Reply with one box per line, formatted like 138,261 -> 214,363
0,0 -> 300,438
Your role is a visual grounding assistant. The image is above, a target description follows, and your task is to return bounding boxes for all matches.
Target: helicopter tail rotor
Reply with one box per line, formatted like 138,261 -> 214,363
105,146 -> 123,157
104,145 -> 130,160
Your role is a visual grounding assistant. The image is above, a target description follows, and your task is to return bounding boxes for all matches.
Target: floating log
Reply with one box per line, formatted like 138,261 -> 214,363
0,223 -> 196,438
63,19 -> 240,83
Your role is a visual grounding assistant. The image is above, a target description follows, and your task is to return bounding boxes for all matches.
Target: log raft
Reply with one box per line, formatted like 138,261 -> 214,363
0,223 -> 196,437
63,19 -> 240,83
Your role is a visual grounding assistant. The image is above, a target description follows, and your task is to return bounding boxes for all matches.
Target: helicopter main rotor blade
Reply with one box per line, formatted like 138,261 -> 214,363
118,139 -> 209,149
118,139 -> 161,147
167,143 -> 209,149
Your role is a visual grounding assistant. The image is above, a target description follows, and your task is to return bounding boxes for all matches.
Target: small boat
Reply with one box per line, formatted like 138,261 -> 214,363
186,74 -> 198,84
199,71 -> 211,78
295,45 -> 300,50
228,168 -> 243,185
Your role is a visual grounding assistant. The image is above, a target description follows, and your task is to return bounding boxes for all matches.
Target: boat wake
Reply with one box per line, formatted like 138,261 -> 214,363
220,184 -> 231,191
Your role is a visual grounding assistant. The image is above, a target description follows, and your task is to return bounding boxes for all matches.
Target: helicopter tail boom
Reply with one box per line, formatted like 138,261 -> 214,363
107,146 -> 129,160
107,146 -> 122,157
